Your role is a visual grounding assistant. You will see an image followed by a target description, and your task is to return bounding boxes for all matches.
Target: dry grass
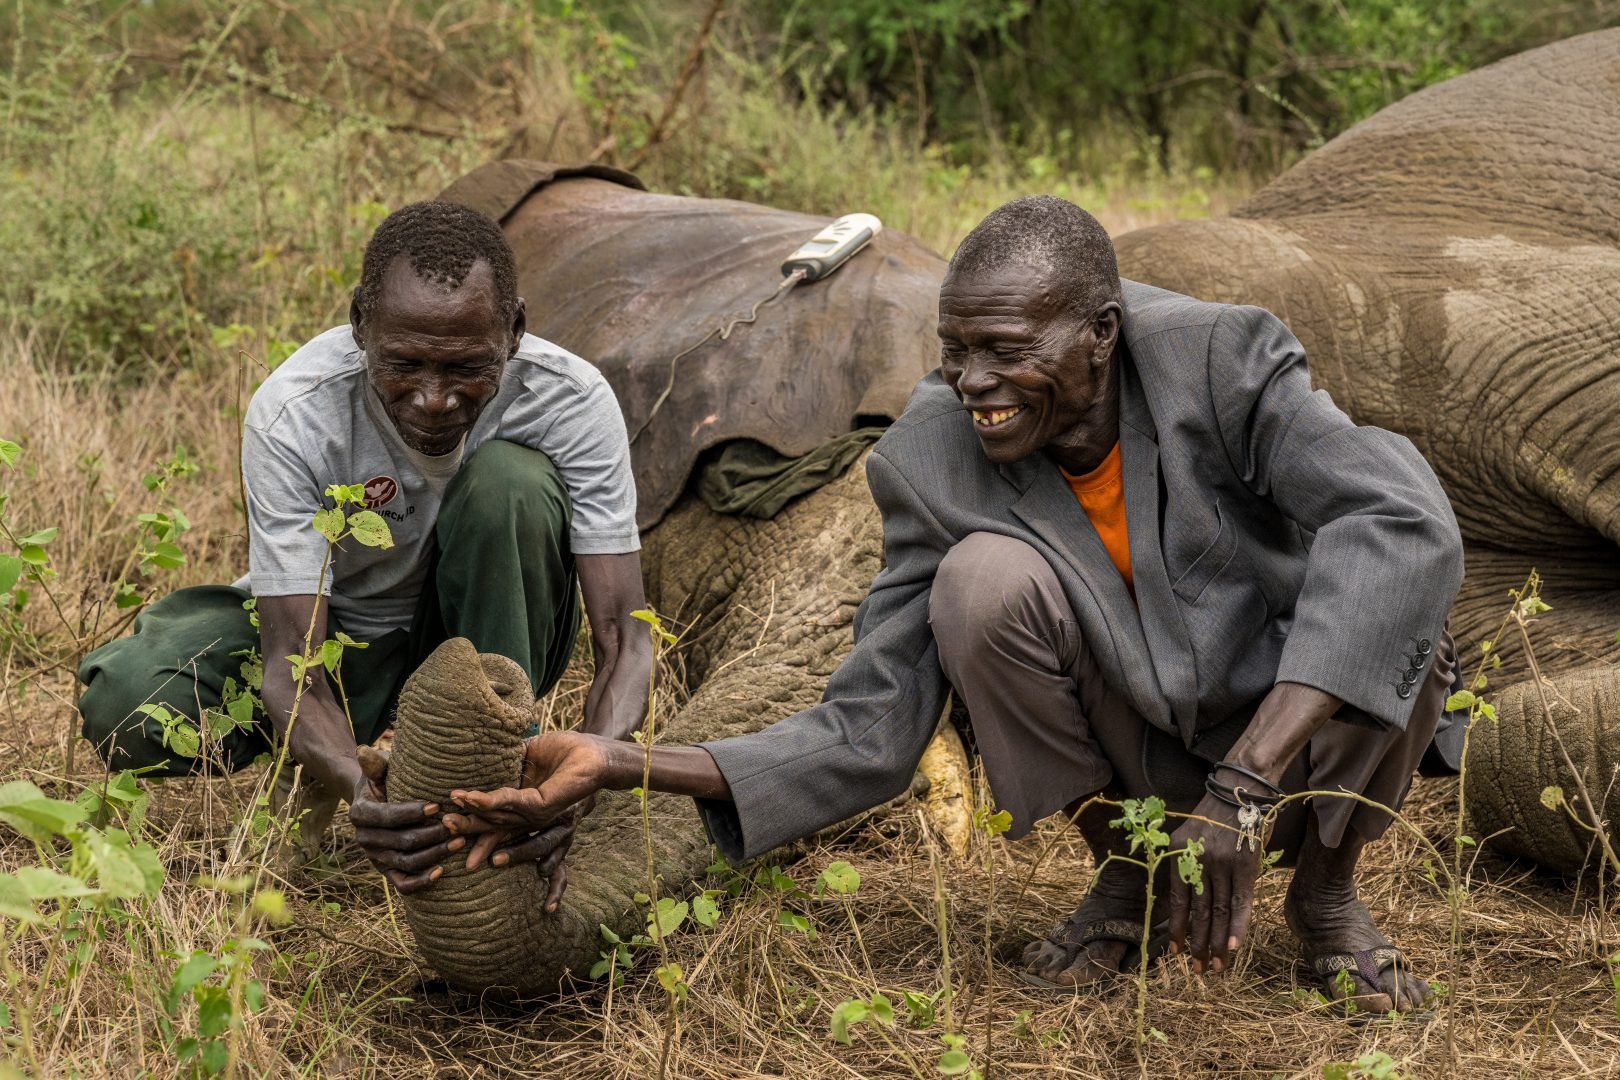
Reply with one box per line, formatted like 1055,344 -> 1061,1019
3,340 -> 1620,1078
2,4 -> 1617,1073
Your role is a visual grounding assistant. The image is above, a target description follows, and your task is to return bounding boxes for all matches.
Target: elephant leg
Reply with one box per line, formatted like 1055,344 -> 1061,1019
1449,544 -> 1620,874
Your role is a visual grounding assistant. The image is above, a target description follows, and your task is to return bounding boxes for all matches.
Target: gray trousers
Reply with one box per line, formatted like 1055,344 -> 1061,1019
927,532 -> 1449,851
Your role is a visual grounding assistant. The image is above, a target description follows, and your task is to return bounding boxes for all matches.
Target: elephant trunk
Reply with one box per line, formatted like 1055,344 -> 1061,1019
383,636 -> 711,999
383,639 -> 545,993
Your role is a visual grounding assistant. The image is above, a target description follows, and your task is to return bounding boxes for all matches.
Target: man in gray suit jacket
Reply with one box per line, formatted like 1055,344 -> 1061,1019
443,196 -> 1464,1016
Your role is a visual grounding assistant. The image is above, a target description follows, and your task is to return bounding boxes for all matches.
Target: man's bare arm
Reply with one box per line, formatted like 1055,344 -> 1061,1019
576,553 -> 654,742
448,732 -> 731,834
257,594 -> 363,795
259,593 -> 454,890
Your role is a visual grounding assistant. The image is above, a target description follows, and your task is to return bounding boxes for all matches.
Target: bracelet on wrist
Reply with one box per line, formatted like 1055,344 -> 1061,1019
1211,760 -> 1285,797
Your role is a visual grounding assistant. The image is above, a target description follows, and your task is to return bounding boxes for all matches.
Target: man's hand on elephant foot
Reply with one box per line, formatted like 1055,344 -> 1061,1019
348,746 -> 457,891
444,796 -> 589,912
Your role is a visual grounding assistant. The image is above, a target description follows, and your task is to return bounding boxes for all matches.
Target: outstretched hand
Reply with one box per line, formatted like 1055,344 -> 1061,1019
1166,794 -> 1262,973
349,745 -> 460,895
442,730 -> 616,913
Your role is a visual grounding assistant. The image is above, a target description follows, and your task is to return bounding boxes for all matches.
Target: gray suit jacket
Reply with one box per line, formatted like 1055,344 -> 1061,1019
698,280 -> 1463,861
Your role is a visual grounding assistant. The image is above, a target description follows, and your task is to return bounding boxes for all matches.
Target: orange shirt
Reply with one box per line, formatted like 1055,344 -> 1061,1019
1061,443 -> 1134,596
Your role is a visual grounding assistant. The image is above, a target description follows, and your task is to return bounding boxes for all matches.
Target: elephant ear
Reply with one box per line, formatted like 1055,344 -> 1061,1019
386,638 -> 535,805
439,160 -> 947,531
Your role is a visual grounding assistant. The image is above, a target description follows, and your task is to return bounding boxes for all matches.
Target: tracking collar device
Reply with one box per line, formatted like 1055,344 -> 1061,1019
781,213 -> 883,281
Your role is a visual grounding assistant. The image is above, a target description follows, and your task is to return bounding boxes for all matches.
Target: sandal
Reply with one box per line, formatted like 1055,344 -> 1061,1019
1305,945 -> 1434,1021
1015,916 -> 1170,994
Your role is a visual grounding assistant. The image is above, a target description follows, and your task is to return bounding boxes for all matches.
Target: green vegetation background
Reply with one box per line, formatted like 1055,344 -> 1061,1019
4,0 -> 1617,382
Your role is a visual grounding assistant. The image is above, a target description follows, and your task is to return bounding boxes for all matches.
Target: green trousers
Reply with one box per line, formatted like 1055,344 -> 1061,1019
77,440 -> 582,777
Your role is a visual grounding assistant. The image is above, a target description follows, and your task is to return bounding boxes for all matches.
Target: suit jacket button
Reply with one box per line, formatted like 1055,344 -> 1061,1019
1397,682 -> 1413,699
1411,653 -> 1427,668
1404,668 -> 1418,682
1417,639 -> 1433,654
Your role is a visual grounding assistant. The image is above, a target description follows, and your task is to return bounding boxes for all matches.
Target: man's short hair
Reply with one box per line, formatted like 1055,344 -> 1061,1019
948,195 -> 1122,317
356,200 -> 519,323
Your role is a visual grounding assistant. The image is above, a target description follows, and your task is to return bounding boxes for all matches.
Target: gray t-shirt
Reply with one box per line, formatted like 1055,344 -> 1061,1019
241,326 -> 638,640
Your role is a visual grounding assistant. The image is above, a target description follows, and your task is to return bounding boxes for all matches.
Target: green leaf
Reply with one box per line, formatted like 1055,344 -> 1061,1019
0,875 -> 42,921
13,867 -> 96,900
829,999 -> 868,1044
817,860 -> 861,895
243,979 -> 265,1014
251,888 -> 290,924
144,542 -> 186,570
319,638 -> 344,673
647,897 -> 688,938
631,608 -> 678,645
169,952 -> 218,1008
195,985 -> 233,1038
1516,595 -> 1552,618
691,893 -> 720,928
15,527 -> 57,547
936,1050 -> 973,1075
0,438 -> 20,468
867,992 -> 894,1026
18,545 -> 48,567
344,510 -> 393,549
225,692 -> 256,729
776,910 -> 813,935
1445,690 -> 1477,712
1540,785 -> 1566,811
203,709 -> 233,739
311,507 -> 345,542
655,962 -> 687,1002
165,723 -> 200,758
0,554 -> 21,596
85,833 -> 149,897
128,843 -> 164,893
976,807 -> 1012,836
901,990 -> 936,1027
325,483 -> 365,507
0,781 -> 87,841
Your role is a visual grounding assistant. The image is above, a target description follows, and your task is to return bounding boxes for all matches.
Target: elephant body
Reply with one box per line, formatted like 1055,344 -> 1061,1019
1111,29 -> 1620,871
399,29 -> 1620,996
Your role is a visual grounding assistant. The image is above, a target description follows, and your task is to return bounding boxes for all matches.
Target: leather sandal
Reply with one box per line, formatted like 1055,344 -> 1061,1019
1306,945 -> 1434,1020
1015,916 -> 1170,994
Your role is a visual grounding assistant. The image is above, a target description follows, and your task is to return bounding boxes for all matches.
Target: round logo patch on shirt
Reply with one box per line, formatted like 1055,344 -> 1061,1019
363,475 -> 399,509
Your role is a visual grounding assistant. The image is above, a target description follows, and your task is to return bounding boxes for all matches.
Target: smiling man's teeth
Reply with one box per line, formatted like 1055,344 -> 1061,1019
972,406 -> 1024,427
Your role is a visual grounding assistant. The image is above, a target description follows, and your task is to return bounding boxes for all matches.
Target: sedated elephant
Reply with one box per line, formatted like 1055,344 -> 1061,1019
388,29 -> 1620,997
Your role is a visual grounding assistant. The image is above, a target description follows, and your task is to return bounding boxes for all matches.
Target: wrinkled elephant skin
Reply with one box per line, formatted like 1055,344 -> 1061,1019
1113,30 -> 1620,872
387,460 -> 885,997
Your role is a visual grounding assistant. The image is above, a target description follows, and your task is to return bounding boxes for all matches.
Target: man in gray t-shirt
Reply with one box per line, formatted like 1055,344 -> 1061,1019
79,202 -> 651,907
